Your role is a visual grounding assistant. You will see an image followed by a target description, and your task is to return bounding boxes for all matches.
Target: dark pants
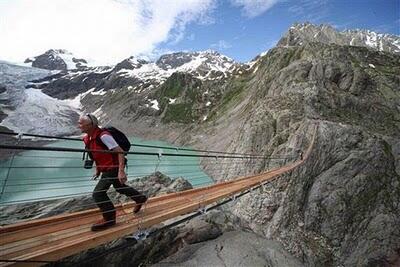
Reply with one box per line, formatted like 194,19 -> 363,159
92,169 -> 146,220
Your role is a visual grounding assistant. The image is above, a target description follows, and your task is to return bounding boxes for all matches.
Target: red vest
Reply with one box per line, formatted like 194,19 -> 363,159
83,127 -> 119,172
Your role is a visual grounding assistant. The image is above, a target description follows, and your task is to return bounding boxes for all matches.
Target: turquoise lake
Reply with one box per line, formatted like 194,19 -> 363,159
0,138 -> 213,204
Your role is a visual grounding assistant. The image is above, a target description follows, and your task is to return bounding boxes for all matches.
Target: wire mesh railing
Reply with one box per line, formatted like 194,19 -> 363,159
0,131 -> 300,227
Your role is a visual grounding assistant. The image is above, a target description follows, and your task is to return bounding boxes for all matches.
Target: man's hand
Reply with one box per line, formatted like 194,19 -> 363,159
112,146 -> 127,184
118,169 -> 127,184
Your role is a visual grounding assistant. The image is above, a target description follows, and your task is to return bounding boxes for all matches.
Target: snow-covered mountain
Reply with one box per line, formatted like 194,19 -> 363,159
0,50 -> 244,135
31,50 -> 245,100
116,50 -> 243,83
277,22 -> 400,54
0,61 -> 80,135
24,49 -> 89,71
156,50 -> 241,77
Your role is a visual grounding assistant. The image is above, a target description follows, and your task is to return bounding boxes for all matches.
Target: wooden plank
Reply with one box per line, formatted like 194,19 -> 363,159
0,194 -> 190,245
4,181 -> 250,263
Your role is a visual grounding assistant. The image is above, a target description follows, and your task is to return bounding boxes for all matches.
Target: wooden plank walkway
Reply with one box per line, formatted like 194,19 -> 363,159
0,126 -> 317,266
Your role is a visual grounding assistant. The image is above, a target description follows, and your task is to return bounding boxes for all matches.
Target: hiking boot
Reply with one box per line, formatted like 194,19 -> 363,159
133,195 -> 148,214
91,219 -> 116,231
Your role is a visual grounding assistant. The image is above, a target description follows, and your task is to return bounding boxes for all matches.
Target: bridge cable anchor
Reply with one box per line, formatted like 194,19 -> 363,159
127,202 -> 149,241
198,206 -> 208,214
127,229 -> 150,241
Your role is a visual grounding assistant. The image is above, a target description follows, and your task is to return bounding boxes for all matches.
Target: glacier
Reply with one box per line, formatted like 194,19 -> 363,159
0,61 -> 80,136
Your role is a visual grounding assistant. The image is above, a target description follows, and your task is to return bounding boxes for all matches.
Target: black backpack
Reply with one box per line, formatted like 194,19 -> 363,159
96,126 -> 131,153
83,127 -> 131,168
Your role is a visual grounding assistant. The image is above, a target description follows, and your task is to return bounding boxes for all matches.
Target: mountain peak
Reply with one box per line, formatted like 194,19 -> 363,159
155,50 -> 236,72
113,56 -> 148,72
24,49 -> 88,71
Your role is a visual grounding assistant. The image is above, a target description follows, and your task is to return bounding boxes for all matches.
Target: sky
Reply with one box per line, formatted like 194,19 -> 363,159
0,0 -> 399,65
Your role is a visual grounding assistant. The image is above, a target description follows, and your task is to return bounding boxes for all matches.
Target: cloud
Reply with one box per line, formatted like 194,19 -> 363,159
0,0 -> 216,65
288,0 -> 330,23
230,0 -> 280,18
211,40 -> 232,50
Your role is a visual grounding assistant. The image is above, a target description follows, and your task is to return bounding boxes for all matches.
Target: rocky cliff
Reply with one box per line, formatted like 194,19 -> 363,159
277,22 -> 400,55
187,39 -> 400,266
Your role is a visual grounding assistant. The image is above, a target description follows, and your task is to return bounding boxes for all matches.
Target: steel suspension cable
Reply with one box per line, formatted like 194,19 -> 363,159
0,130 -> 293,158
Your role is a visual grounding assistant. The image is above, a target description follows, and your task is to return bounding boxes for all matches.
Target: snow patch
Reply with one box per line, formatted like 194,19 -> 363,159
169,98 -> 176,104
206,101 -> 211,107
150,99 -> 159,110
61,93 -> 82,109
369,63 -> 375,68
91,89 -> 106,96
365,32 -> 378,48
252,65 -> 259,73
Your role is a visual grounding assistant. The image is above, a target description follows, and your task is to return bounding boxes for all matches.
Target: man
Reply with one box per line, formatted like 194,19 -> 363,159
79,114 -> 147,231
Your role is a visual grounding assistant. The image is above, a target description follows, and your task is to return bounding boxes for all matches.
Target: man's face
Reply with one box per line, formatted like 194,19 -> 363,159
78,117 -> 92,133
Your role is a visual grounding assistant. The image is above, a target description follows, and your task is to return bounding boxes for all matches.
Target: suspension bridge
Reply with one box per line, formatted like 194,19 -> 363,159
0,125 -> 317,266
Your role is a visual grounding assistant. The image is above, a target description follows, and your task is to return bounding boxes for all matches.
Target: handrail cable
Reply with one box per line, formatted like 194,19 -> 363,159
2,164 -> 253,187
0,144 -> 276,159
0,130 -> 285,158
0,155 -> 266,183
0,158 -> 277,171
0,157 -> 287,169
0,169 -> 251,205
0,178 -> 217,206
2,169 -> 233,193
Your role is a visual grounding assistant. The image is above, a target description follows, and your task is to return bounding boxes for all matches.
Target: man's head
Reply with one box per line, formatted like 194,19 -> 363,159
78,114 -> 98,133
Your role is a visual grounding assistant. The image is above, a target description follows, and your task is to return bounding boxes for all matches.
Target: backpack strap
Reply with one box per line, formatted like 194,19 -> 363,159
83,135 -> 92,160
95,129 -> 110,150
96,129 -> 129,169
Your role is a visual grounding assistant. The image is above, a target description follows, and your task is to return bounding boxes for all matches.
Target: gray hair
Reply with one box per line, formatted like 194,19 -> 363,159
80,113 -> 98,126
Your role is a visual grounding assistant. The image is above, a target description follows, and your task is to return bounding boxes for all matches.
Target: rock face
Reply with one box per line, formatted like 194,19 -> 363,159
58,211 -> 224,267
277,22 -> 400,55
192,41 -> 400,265
155,230 -> 304,267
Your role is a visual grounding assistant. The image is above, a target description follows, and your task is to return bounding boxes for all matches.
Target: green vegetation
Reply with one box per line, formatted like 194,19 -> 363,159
207,77 -> 249,121
158,74 -> 184,99
154,72 -> 205,123
162,103 -> 195,123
